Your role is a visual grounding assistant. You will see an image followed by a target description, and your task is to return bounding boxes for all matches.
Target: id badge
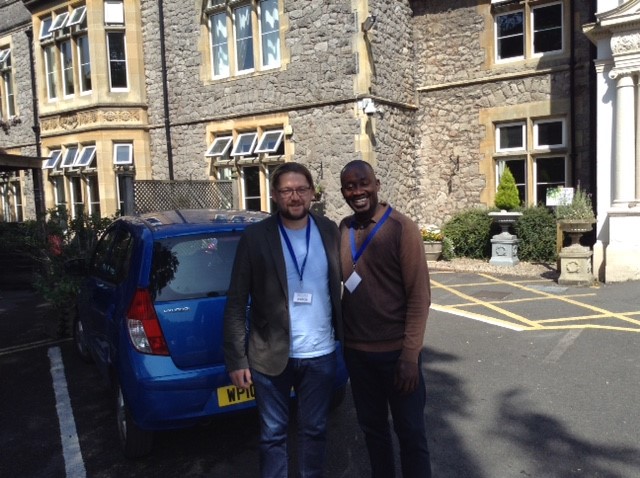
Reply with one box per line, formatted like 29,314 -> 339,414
344,271 -> 362,293
293,291 -> 313,304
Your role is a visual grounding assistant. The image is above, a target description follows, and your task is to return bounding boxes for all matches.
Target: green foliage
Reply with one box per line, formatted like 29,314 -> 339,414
554,187 -> 595,221
494,167 -> 521,211
442,208 -> 495,259
514,206 -> 557,262
8,207 -> 116,337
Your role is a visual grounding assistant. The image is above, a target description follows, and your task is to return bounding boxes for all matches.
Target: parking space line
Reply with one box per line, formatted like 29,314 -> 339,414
430,303 -> 527,331
444,293 -> 595,308
48,347 -> 86,478
430,279 -> 541,329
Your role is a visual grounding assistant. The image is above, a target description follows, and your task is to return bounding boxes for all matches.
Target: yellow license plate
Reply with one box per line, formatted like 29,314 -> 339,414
217,384 -> 256,407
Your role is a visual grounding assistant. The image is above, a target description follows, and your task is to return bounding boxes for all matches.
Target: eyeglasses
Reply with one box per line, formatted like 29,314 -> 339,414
277,186 -> 312,198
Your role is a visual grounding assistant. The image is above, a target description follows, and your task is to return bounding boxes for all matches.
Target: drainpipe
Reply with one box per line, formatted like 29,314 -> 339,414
157,0 -> 174,180
25,27 -> 45,217
569,0 -> 576,189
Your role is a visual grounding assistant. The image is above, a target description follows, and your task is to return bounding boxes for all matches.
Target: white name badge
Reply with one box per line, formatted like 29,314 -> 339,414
344,271 -> 362,293
293,292 -> 313,304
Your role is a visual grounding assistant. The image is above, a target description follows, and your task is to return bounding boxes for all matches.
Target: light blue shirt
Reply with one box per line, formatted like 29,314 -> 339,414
279,217 -> 336,358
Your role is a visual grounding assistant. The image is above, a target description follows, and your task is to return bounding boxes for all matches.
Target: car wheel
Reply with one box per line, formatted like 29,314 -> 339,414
114,379 -> 153,458
72,314 -> 92,363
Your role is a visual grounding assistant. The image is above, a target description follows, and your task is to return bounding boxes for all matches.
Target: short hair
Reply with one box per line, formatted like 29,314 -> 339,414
270,162 -> 314,190
340,160 -> 375,180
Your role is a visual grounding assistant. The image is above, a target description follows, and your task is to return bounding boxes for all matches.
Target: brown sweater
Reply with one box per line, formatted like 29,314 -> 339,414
339,203 -> 431,364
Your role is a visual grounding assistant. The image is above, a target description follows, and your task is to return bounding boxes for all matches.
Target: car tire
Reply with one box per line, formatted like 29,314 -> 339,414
72,314 -> 92,364
114,378 -> 154,459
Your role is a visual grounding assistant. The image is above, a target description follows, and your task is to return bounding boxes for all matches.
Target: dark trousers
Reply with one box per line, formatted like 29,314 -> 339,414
251,351 -> 337,478
345,348 -> 431,478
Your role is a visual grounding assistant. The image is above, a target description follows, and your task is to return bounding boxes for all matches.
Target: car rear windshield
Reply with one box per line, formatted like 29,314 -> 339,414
150,232 -> 241,302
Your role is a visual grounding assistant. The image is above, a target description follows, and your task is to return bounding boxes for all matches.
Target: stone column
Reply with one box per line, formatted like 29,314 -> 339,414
611,71 -> 636,205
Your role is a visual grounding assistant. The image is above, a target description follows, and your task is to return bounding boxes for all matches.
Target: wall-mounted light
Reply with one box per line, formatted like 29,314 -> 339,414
360,98 -> 377,116
362,15 -> 376,32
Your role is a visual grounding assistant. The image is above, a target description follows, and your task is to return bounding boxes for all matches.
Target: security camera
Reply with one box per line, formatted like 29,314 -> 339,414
363,99 -> 377,116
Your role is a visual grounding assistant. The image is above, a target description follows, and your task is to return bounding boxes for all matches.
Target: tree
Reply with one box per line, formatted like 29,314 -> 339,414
494,167 -> 520,211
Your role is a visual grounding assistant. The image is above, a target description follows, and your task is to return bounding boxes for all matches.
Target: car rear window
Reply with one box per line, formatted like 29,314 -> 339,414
150,232 -> 241,302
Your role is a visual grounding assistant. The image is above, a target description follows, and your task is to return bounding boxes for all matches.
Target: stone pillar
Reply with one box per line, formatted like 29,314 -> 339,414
611,72 -> 636,205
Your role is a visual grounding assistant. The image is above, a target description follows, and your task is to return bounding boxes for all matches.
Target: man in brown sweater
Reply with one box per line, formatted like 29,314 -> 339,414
339,160 -> 431,478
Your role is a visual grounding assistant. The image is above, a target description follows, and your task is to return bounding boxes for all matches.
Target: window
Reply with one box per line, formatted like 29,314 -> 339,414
207,0 -> 281,79
113,143 -> 133,165
53,177 -> 66,207
104,1 -> 125,25
67,6 -> 87,28
60,40 -> 75,96
206,136 -> 233,157
532,3 -> 562,55
70,176 -> 84,217
494,117 -> 567,205
496,122 -> 525,151
231,132 -> 258,157
107,32 -> 128,90
254,130 -> 283,154
49,12 -> 70,33
0,49 -> 15,118
495,11 -> 523,61
87,175 -> 100,216
493,1 -> 563,62
75,145 -> 97,167
43,149 -> 63,169
61,145 -> 79,168
44,45 -> 57,100
77,35 -> 92,93
40,17 -> 53,40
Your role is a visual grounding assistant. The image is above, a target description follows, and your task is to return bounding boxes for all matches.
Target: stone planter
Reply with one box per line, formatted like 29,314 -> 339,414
423,241 -> 443,261
557,219 -> 596,286
488,211 -> 522,266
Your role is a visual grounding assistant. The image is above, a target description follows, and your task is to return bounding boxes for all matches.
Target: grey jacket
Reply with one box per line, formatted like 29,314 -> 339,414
223,212 -> 343,376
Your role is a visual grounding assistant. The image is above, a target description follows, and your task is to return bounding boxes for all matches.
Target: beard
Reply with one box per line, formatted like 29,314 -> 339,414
278,203 -> 309,222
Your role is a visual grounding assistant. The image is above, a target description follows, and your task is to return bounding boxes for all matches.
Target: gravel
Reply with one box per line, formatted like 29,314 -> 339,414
428,257 -> 560,281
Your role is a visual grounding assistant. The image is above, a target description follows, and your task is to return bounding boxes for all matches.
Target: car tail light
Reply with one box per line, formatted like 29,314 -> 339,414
126,288 -> 169,355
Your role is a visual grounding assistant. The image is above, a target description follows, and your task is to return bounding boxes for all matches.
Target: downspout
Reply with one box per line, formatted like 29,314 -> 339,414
569,0 -> 576,189
25,27 -> 45,217
157,0 -> 174,180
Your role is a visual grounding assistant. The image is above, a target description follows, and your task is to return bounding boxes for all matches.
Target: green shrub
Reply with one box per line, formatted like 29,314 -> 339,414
494,167 -> 521,211
514,206 -> 557,262
442,208 -> 495,259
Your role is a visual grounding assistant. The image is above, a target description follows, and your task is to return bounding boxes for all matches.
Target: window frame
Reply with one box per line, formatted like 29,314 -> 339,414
495,9 -> 524,62
49,12 -> 70,33
106,31 -> 129,91
77,34 -> 92,94
113,143 -> 133,165
496,122 -> 526,152
531,2 -> 563,57
231,132 -> 258,157
75,145 -> 97,168
40,17 -> 54,40
66,6 -> 87,28
60,39 -> 75,97
533,118 -> 566,150
61,145 -> 79,169
209,11 -> 230,79
259,0 -> 280,70
254,129 -> 284,154
206,135 -> 234,158
43,149 -> 63,169
44,44 -> 58,101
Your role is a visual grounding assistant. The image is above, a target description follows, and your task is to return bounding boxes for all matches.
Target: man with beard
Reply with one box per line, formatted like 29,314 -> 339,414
339,160 -> 432,478
224,162 -> 343,478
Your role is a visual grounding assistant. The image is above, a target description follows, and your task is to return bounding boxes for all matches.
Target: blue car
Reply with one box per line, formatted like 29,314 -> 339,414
73,209 -> 349,458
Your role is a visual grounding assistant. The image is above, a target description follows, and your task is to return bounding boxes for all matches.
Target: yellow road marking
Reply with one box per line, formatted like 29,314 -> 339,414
430,304 -> 527,331
446,293 -> 595,308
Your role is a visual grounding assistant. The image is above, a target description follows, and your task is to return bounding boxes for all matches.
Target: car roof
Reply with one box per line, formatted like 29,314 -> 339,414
121,209 -> 270,237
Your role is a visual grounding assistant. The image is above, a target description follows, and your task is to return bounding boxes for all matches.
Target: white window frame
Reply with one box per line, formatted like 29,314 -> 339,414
113,143 -> 133,165
61,146 -> 79,168
254,130 -> 284,154
531,2 -> 563,57
233,4 -> 255,75
2,70 -> 15,118
75,145 -> 97,168
496,122 -> 526,152
533,118 -> 566,150
66,6 -> 87,28
0,49 -> 9,64
86,174 -> 100,216
206,136 -> 233,157
533,155 -> 567,204
40,17 -> 53,40
49,12 -> 70,33
104,1 -> 125,25
53,176 -> 66,206
259,0 -> 280,70
496,158 -> 527,202
43,149 -> 63,169
77,34 -> 92,94
210,12 -> 230,78
231,132 -> 258,157
69,175 -> 84,219
495,10 -> 524,62
44,45 -> 58,101
60,39 -> 75,97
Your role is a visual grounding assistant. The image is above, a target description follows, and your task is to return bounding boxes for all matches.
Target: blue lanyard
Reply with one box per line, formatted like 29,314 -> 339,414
278,215 -> 311,283
350,206 -> 392,269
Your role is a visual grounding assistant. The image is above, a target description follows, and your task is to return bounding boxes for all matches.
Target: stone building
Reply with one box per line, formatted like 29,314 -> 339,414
14,0 -> 640,281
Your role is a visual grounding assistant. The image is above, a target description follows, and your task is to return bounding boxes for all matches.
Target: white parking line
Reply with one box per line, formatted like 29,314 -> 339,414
543,329 -> 583,364
48,347 -> 86,478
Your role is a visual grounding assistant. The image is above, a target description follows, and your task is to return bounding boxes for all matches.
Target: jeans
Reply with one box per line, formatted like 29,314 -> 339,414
251,351 -> 337,478
344,348 -> 431,478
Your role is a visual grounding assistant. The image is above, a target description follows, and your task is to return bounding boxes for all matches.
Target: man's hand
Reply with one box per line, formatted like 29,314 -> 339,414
229,368 -> 253,390
394,359 -> 419,394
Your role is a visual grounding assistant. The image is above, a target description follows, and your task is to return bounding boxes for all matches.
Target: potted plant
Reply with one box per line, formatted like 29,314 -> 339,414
554,186 -> 596,247
421,225 -> 444,261
488,167 -> 522,266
